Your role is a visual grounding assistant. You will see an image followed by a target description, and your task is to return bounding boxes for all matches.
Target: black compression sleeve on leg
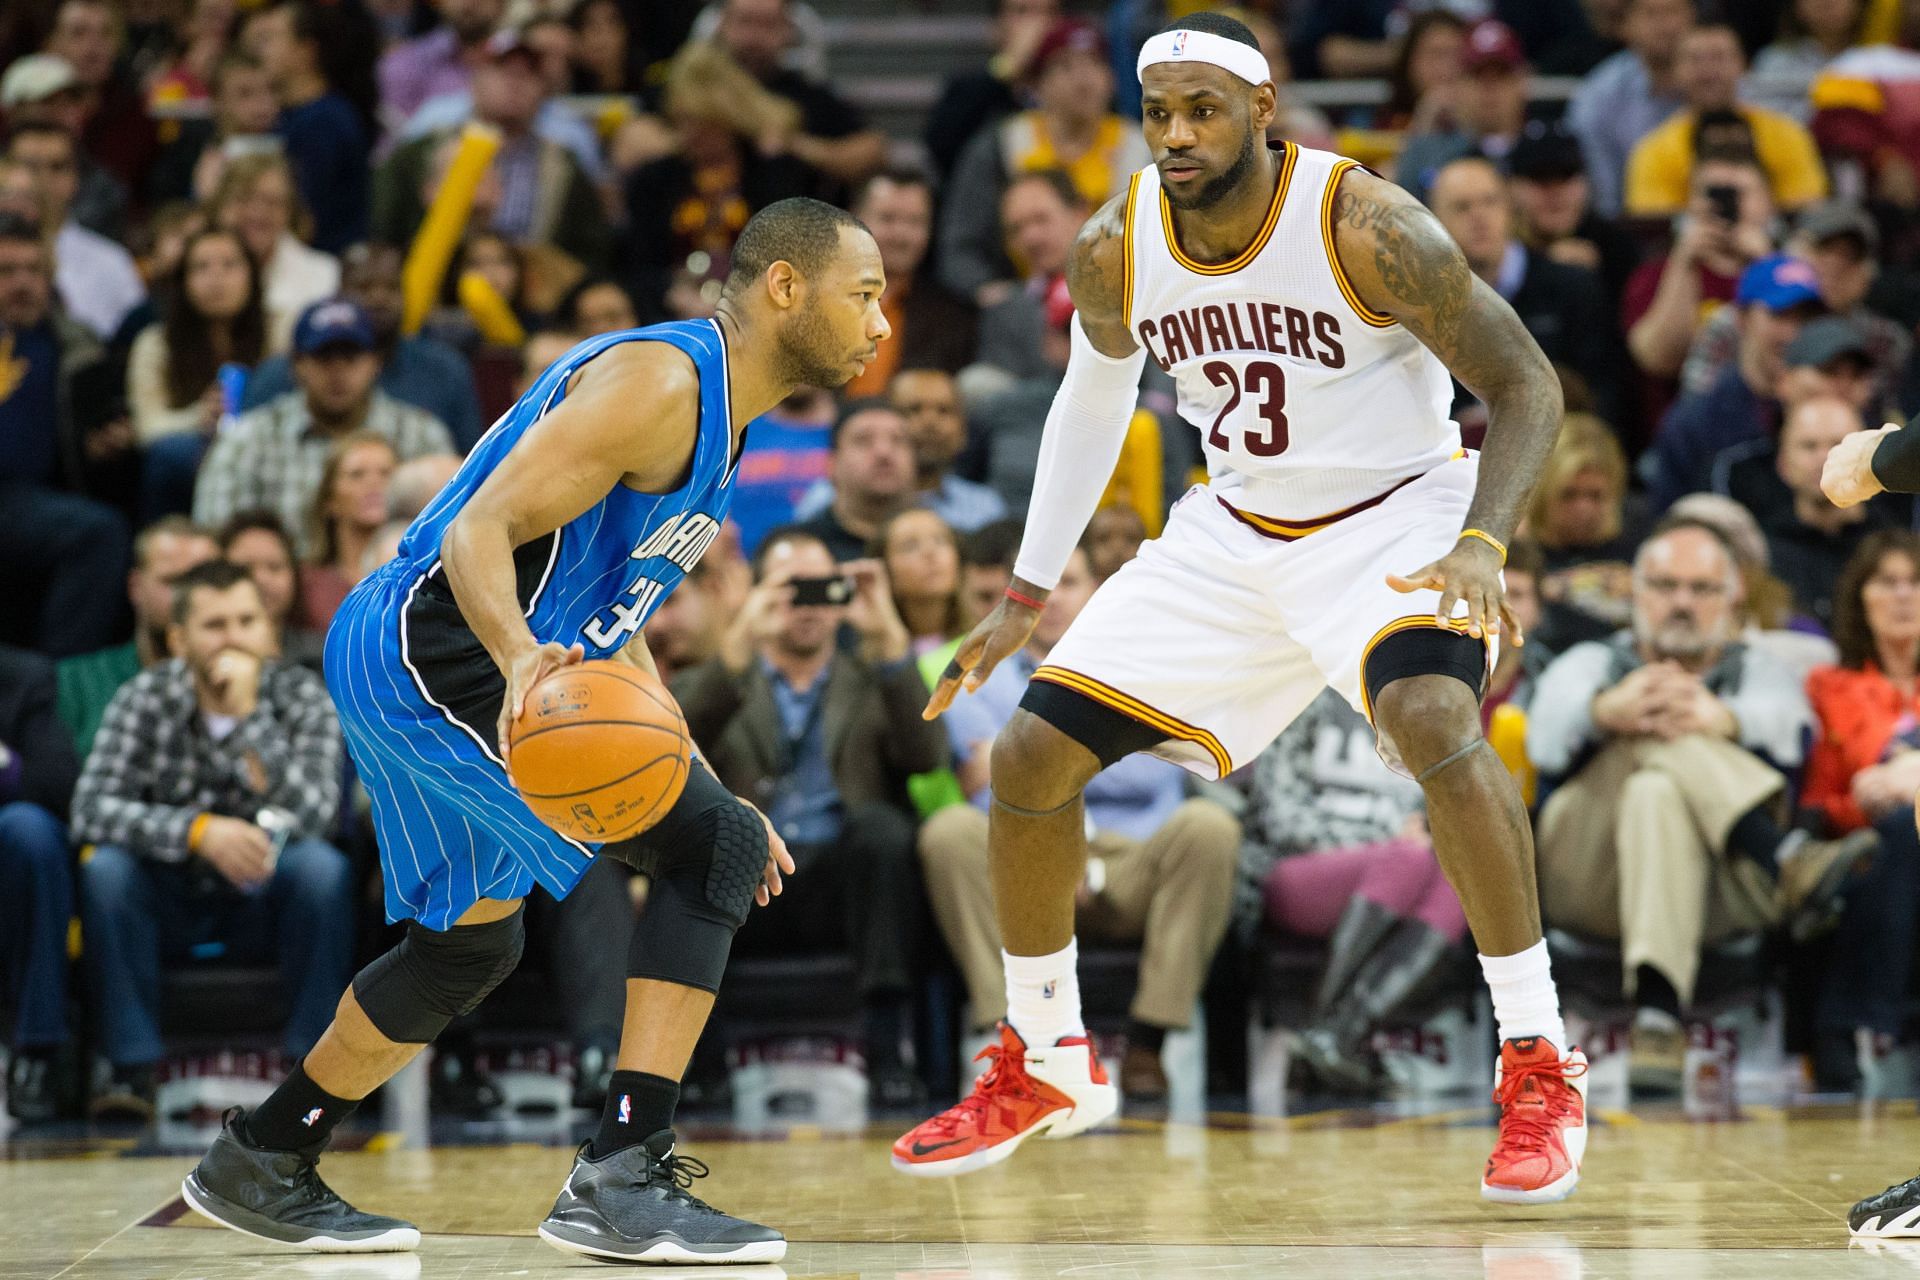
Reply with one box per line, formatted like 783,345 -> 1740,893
1873,416 -> 1920,493
351,906 -> 526,1044
624,766 -> 765,993
1020,678 -> 1170,768
1363,626 -> 1488,714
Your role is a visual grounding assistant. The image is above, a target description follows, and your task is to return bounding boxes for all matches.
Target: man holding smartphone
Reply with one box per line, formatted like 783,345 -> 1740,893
670,527 -> 949,1105
1623,151 -> 1777,393
69,560 -> 354,1119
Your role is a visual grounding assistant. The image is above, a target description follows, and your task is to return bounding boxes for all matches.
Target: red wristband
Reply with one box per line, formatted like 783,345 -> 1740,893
1005,586 -> 1046,612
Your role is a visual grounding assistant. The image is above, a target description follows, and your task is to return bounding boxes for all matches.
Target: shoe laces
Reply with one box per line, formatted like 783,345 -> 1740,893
919,1041 -> 1039,1139
1491,1056 -> 1586,1151
643,1150 -> 717,1212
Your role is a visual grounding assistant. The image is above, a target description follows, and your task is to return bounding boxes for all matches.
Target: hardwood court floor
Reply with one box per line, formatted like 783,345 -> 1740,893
11,1102 -> 1920,1278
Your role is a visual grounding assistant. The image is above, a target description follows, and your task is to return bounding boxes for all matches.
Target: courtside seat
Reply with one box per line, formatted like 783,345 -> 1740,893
1545,927 -> 1770,1020
1249,927 -> 1331,1031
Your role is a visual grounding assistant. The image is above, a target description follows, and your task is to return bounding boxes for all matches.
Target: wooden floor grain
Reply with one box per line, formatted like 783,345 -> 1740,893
6,1103 -> 1919,1278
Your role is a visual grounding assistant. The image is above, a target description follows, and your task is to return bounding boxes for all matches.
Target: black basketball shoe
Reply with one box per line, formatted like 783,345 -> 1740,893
182,1108 -> 420,1252
1852,1171 -> 1920,1237
538,1130 -> 786,1264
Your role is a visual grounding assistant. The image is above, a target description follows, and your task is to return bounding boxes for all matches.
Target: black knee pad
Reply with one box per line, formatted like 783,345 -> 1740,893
1020,679 -> 1169,769
1363,625 -> 1489,715
351,905 -> 526,1044
613,766 -> 767,993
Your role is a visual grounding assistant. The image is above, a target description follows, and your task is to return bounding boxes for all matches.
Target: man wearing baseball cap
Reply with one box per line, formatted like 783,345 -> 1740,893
193,300 -> 455,551
1508,119 -> 1641,309
939,16 -> 1150,306
1646,254 -> 1826,512
1396,20 -> 1540,195
1,53 -> 126,240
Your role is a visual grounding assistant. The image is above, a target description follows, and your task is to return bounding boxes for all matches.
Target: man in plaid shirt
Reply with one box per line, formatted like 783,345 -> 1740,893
192,300 -> 454,556
71,560 -> 353,1118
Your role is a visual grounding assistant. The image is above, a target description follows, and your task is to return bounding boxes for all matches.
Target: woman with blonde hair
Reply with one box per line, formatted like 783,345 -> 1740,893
209,152 -> 339,348
301,431 -> 398,628
1525,413 -> 1644,648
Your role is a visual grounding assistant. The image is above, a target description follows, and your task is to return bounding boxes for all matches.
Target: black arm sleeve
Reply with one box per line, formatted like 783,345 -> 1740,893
1872,417 -> 1920,493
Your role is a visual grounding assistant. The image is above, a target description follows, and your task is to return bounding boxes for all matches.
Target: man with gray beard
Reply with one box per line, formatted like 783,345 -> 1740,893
1524,517 -> 1875,1093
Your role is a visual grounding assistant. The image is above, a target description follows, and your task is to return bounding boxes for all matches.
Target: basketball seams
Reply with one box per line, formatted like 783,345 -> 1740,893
515,751 -> 685,800
505,659 -> 695,841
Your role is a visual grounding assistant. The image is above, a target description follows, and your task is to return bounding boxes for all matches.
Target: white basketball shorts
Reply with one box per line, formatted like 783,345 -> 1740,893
1034,452 -> 1497,779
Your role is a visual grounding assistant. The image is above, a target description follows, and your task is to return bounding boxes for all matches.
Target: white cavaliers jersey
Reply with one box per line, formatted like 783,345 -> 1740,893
1123,142 -> 1460,525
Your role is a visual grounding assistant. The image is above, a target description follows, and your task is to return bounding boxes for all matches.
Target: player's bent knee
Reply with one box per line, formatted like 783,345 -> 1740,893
1366,630 -> 1488,769
988,709 -> 1111,812
351,905 -> 527,1044
622,766 -> 769,993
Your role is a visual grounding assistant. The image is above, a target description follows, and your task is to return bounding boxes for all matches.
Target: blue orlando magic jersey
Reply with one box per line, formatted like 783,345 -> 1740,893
324,317 -> 741,930
396,318 -> 738,657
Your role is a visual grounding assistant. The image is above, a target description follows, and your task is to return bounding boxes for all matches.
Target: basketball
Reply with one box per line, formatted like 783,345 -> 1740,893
506,660 -> 692,842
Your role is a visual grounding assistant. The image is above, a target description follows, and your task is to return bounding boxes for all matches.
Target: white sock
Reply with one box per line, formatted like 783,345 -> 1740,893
1003,939 -> 1085,1047
1479,939 -> 1569,1051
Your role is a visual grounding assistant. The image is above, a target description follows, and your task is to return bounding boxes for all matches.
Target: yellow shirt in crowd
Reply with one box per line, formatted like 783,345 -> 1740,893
1623,105 -> 1829,217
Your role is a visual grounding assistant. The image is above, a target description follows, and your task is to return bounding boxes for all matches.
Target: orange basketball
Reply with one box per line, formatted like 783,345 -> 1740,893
507,660 -> 692,842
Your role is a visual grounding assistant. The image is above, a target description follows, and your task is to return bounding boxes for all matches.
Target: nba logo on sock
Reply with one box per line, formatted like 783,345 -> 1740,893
1043,980 -> 1057,999
300,1107 -> 323,1127
618,1094 -> 631,1125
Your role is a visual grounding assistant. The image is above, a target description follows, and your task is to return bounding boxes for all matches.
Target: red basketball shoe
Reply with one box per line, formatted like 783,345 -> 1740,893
891,1023 -> 1118,1177
1482,1037 -> 1588,1204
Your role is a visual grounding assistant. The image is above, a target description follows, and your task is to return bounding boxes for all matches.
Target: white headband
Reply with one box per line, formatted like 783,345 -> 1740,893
1135,28 -> 1271,87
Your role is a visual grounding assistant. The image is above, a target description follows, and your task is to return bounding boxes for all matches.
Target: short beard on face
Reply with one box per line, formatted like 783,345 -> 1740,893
1163,126 -> 1258,212
1635,611 -> 1724,664
778,297 -> 855,389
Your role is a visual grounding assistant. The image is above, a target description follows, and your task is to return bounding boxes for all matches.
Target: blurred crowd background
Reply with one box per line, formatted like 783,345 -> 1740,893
6,0 -> 1920,1128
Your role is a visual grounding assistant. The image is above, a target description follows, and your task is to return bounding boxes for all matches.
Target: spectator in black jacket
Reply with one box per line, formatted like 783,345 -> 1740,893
0,643 -> 83,1122
672,528 -> 946,1103
1429,154 -> 1629,431
0,214 -> 130,657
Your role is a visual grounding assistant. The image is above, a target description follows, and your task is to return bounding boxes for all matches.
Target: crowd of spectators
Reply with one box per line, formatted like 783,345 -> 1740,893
9,0 -> 1920,1123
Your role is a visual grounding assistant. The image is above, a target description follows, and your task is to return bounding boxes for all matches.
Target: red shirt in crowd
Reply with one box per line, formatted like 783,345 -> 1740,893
1619,254 -> 1741,444
1802,662 -> 1920,833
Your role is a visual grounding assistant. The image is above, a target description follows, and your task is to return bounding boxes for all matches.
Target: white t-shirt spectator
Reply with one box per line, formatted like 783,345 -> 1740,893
54,221 -> 144,340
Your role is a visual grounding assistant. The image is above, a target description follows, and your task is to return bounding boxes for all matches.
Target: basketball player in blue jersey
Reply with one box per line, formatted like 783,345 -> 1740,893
179,198 -> 888,1264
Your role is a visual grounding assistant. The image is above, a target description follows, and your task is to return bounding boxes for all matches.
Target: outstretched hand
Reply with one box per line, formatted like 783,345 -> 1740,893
924,595 -> 1043,719
1385,539 -> 1521,645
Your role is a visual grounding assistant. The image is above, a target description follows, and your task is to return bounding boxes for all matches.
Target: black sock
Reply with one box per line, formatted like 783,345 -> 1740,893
1128,1020 -> 1167,1053
247,1062 -> 359,1151
593,1070 -> 679,1158
1725,805 -> 1786,874
1636,966 -> 1684,1022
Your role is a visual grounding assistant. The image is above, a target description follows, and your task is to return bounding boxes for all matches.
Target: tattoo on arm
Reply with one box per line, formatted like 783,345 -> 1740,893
1331,169 -> 1563,542
1065,192 -> 1139,359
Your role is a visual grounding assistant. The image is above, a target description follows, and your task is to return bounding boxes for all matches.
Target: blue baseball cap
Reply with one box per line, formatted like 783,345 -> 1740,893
1734,254 -> 1824,313
293,298 -> 375,355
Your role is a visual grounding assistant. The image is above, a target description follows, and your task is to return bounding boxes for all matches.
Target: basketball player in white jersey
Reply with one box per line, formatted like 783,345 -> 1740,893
892,13 -> 1585,1203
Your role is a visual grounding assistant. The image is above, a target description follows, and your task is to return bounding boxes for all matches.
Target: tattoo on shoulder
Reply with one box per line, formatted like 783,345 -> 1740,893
1331,171 -> 1545,396
1066,192 -> 1129,322
1332,181 -> 1469,344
